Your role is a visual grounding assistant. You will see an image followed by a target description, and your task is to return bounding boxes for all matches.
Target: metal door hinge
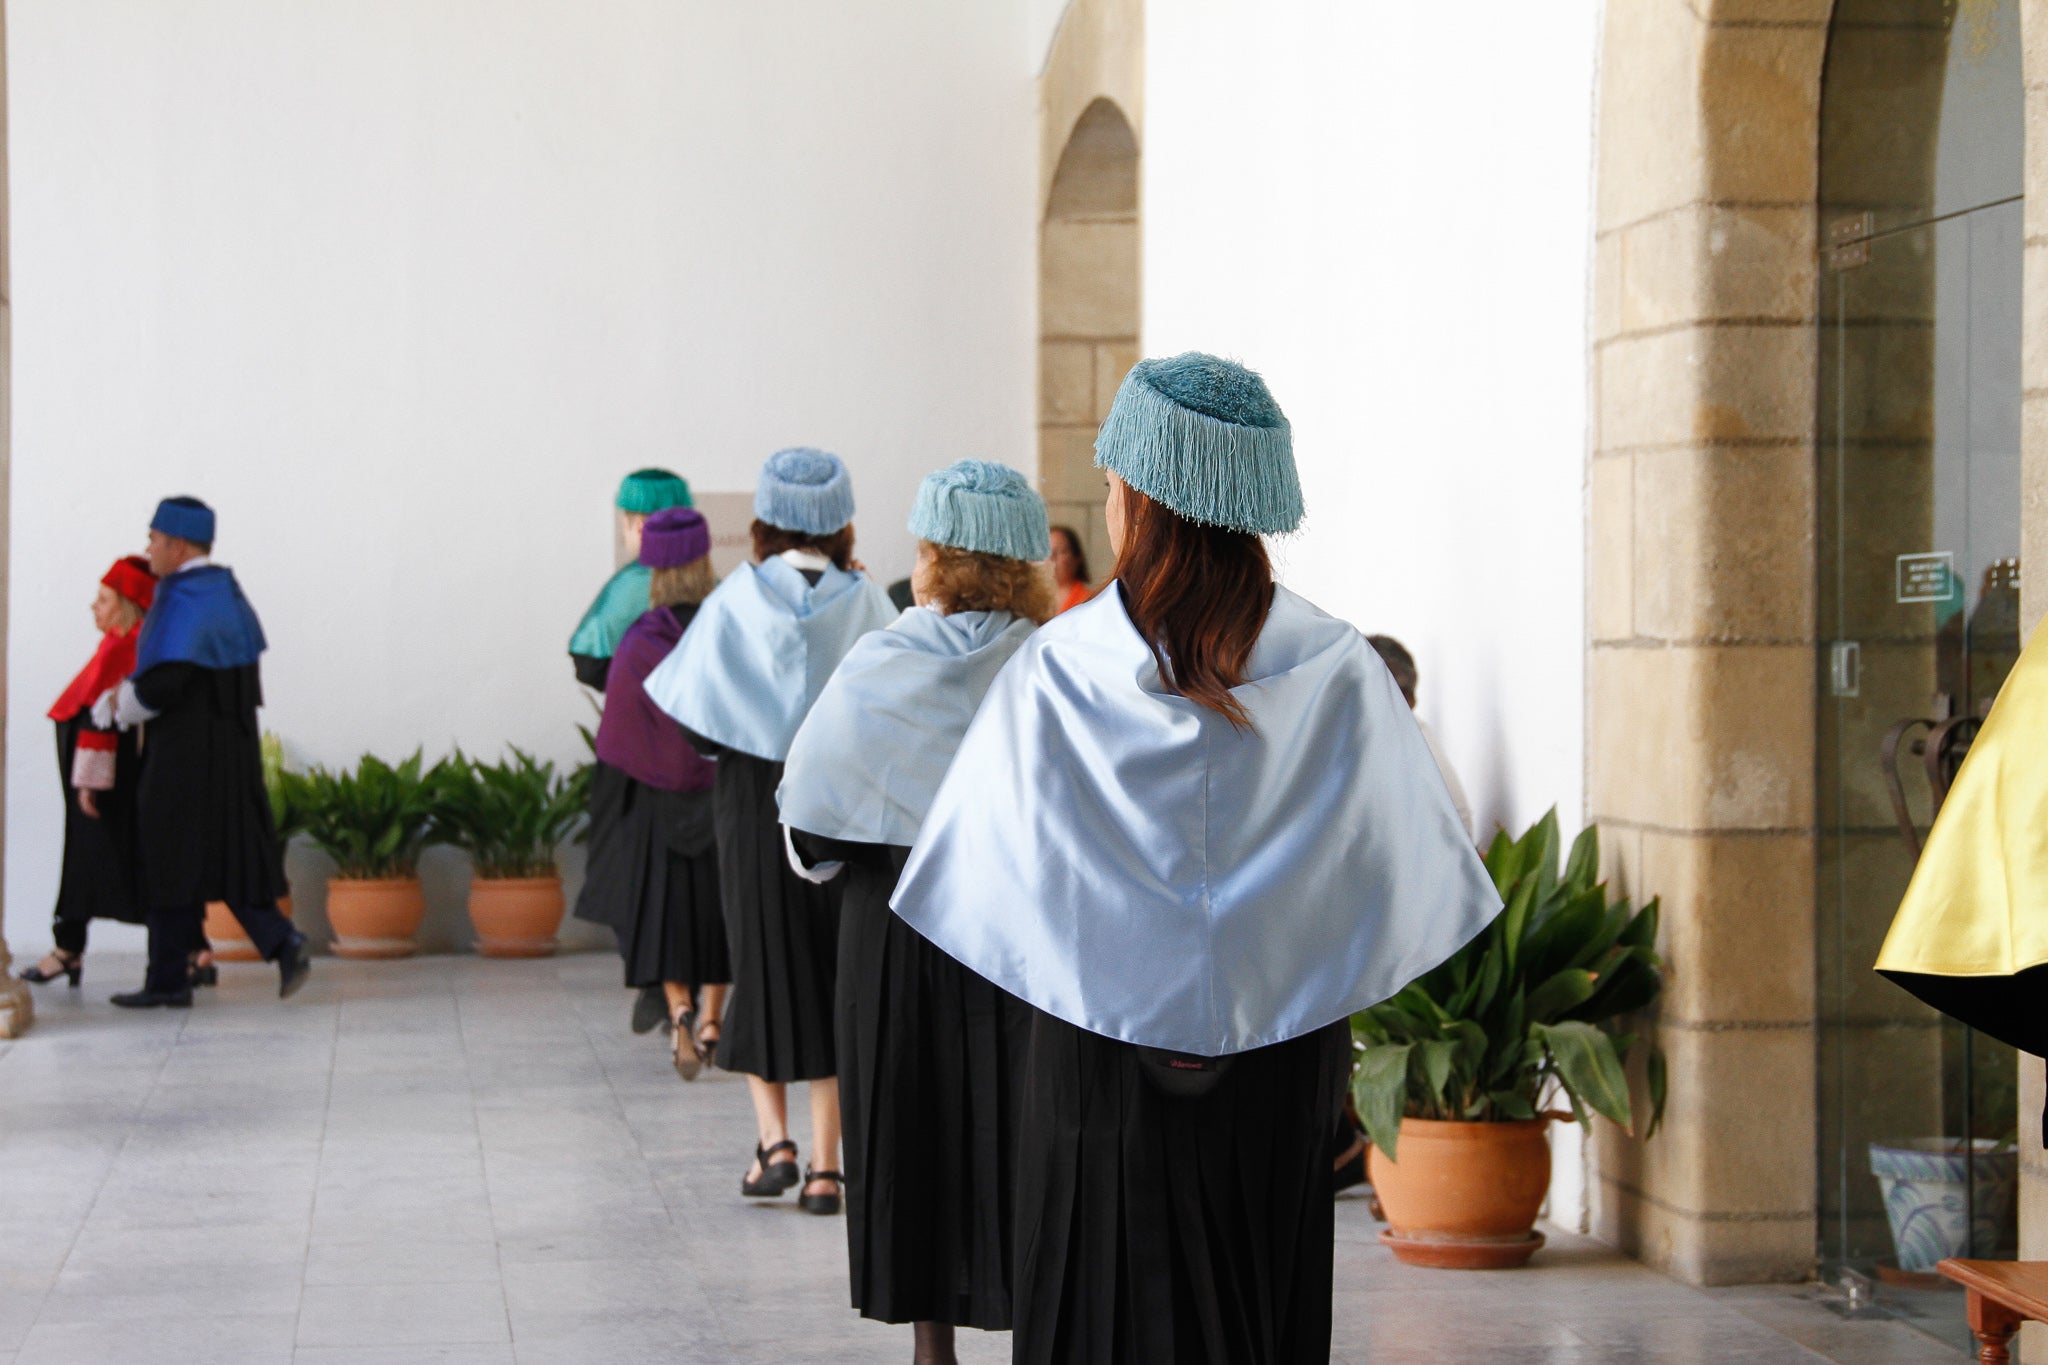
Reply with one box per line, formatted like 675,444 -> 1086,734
1827,212 -> 1873,271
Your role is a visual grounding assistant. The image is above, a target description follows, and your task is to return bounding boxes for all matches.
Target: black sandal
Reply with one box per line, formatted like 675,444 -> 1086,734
694,1017 -> 721,1072
187,952 -> 219,988
742,1140 -> 800,1198
799,1167 -> 844,1217
672,1007 -> 702,1082
18,949 -> 81,987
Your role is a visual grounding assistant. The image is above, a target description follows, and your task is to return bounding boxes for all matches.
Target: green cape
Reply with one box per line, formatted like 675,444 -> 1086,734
570,563 -> 653,659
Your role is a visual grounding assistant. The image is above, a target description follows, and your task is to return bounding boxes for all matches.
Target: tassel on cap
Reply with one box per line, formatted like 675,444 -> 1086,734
1093,353 -> 1302,536
617,468 -> 693,515
908,460 -> 1051,562
754,447 -> 855,535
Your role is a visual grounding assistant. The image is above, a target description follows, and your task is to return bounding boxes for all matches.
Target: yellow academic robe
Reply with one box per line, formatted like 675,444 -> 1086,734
1875,621 -> 2048,1076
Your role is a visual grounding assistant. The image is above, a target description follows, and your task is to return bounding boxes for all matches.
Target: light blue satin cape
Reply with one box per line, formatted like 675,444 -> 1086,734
779,607 -> 1036,848
643,558 -> 897,761
890,584 -> 1503,1057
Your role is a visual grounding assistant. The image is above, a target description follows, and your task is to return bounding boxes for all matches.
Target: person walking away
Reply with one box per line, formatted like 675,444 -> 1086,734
572,507 -> 731,1073
570,468 -> 694,690
1048,524 -> 1092,614
20,556 -> 159,987
644,449 -> 895,1214
781,460 -> 1051,1362
102,497 -> 310,1008
1367,633 -> 1476,841
891,355 -> 1504,1364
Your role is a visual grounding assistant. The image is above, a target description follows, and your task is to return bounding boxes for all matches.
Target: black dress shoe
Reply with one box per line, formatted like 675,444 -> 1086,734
275,935 -> 311,999
630,984 -> 668,1035
110,987 -> 194,1009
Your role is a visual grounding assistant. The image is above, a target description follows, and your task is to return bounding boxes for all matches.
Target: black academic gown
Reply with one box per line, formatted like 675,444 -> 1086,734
680,730 -> 839,1083
573,761 -> 728,993
50,717 -> 147,952
791,831 -> 1027,1330
1011,1012 -> 1353,1365
131,661 -> 289,989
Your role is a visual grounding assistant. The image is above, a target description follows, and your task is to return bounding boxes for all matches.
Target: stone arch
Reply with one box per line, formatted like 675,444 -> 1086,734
1039,97 -> 1137,580
1036,0 -> 1142,587
1590,0 -> 2048,1287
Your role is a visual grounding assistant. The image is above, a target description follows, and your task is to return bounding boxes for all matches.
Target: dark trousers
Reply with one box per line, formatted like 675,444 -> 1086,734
144,902 -> 293,992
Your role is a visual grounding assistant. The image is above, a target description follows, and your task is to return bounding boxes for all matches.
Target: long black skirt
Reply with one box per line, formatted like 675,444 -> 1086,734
52,718 -> 146,932
1012,1012 -> 1353,1365
712,752 -> 839,1083
572,762 -> 728,992
833,847 -> 1028,1329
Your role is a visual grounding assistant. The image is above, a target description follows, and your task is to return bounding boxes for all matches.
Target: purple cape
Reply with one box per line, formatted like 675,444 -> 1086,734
594,606 -> 715,793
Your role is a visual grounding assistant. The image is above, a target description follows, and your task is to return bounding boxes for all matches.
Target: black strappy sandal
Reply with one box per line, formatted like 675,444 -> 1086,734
742,1140 -> 800,1198
799,1167 -> 845,1217
18,949 -> 81,987
694,1017 -> 721,1073
672,1007 -> 702,1082
187,951 -> 219,988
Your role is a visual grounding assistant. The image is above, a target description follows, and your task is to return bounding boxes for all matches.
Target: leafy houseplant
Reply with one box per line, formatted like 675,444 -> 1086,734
287,751 -> 447,959
434,749 -> 587,957
1351,810 -> 1667,1269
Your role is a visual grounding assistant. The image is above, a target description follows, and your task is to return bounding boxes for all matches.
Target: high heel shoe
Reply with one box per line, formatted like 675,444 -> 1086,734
742,1140 -> 800,1198
19,950 -> 81,987
671,1007 -> 702,1082
798,1167 -> 844,1217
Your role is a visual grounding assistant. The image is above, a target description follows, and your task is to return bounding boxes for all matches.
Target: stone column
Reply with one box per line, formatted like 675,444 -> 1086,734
2017,6 -> 2047,1358
0,1 -> 26,1041
1588,0 -> 1828,1285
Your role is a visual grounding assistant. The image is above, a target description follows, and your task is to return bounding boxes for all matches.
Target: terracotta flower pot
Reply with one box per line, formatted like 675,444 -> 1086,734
204,894 -> 294,963
1368,1117 -> 1552,1269
326,877 -> 426,959
467,876 -> 564,958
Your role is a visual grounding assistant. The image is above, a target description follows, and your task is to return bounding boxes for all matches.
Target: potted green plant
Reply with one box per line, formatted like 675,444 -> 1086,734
434,748 -> 589,958
287,750 -> 446,959
207,733 -> 308,961
1351,810 -> 1667,1269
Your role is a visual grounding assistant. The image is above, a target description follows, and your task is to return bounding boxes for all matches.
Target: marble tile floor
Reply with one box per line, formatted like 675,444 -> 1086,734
0,952 -> 1967,1364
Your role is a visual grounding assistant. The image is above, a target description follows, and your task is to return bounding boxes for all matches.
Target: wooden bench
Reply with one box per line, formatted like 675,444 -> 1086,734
1939,1259 -> 2048,1363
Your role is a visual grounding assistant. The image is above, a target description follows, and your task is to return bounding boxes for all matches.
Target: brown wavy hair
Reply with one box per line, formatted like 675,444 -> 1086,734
1113,486 -> 1273,730
751,519 -> 854,570
649,559 -> 716,609
919,543 -> 1056,625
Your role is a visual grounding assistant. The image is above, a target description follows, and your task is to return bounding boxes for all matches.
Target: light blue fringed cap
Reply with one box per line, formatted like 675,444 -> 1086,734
1094,353 -> 1302,535
616,467 -> 693,515
908,460 -> 1051,562
755,448 -> 855,535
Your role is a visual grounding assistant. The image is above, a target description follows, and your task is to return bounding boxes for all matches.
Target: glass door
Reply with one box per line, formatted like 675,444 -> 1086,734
1817,199 -> 2023,1350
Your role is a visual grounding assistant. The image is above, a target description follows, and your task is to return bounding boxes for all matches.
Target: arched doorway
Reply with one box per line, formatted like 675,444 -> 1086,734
1815,0 -> 2023,1338
1038,96 -> 1137,588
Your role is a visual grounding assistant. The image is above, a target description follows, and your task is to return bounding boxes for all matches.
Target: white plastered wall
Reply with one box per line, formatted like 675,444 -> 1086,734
1140,0 -> 1603,1226
7,1 -> 1043,952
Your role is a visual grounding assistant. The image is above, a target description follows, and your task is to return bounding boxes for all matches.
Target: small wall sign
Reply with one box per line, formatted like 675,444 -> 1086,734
1896,552 -> 1958,604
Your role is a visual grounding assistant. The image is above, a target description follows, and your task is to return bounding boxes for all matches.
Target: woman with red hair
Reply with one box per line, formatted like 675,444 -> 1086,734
19,555 -> 158,987
892,354 -> 1503,1363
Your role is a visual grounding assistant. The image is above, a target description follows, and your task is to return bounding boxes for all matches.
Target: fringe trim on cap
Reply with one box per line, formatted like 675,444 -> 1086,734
1093,369 -> 1302,535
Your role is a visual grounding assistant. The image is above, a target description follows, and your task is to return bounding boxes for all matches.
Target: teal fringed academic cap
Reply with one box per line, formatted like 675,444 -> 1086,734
1093,352 -> 1302,535
908,460 -> 1051,561
755,447 -> 855,535
616,468 -> 693,515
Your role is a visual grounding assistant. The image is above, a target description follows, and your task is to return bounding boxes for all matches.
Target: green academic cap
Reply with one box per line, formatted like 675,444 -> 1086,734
616,468 -> 693,515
